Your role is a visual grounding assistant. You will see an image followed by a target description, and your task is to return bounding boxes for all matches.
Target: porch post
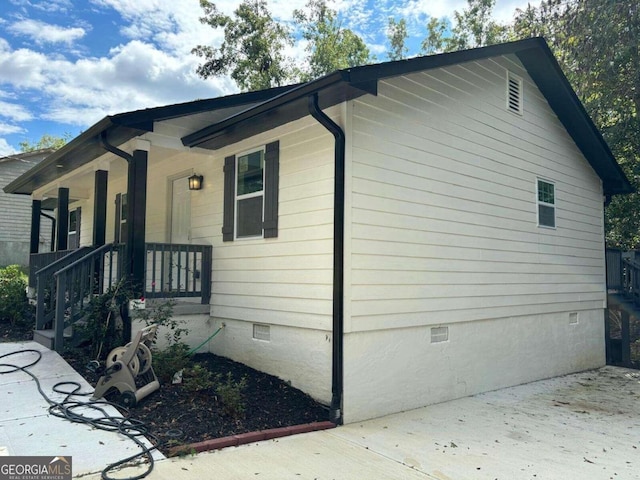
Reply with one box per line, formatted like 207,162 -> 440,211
93,170 -> 108,247
30,199 -> 41,254
56,187 -> 69,251
126,149 -> 148,294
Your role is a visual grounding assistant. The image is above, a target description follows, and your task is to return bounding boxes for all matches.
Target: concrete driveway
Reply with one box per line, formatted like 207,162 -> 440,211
83,366 -> 640,480
2,340 -> 639,479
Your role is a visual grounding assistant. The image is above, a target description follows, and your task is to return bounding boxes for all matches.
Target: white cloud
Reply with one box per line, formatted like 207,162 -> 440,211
401,0 -> 533,23
8,19 -> 86,45
0,138 -> 17,157
0,122 -> 25,135
0,100 -> 32,122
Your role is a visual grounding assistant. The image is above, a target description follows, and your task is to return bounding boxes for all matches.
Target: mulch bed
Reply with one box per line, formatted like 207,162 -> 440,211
1,323 -> 330,453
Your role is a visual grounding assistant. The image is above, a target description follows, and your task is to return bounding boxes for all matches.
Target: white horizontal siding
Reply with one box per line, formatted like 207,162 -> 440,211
348,56 -> 605,332
189,111 -> 339,332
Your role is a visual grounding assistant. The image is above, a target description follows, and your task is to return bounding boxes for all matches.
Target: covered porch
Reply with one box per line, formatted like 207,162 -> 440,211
15,133 -> 214,352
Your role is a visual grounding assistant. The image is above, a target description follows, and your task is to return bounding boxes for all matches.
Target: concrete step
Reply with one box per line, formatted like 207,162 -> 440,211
32,328 -> 73,350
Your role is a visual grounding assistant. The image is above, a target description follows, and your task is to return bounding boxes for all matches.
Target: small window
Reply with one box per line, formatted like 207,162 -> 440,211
236,149 -> 265,238
537,179 -> 555,228
507,72 -> 523,115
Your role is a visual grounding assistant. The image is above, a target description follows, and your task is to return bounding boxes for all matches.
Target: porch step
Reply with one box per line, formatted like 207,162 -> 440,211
33,328 -> 73,350
33,329 -> 54,349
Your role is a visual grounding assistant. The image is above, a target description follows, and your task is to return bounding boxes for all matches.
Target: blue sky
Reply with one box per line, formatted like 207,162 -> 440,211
0,0 -> 531,156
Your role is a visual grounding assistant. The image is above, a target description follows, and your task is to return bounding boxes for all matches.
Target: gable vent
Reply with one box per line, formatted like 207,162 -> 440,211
507,72 -> 523,115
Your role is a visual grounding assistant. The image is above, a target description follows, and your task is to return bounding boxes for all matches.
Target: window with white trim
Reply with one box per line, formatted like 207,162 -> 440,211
235,148 -> 265,238
537,179 -> 555,228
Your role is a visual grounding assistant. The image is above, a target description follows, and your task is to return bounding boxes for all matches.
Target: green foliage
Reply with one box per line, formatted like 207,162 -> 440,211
421,0 -> 509,54
193,0 -> 294,91
183,363 -> 215,392
78,285 -> 128,360
19,133 -> 71,153
215,372 -> 247,418
152,342 -> 191,384
0,265 -> 28,326
387,17 -> 408,61
293,0 -> 371,80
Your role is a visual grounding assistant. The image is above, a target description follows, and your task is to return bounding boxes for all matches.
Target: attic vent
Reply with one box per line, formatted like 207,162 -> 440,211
507,72 -> 523,115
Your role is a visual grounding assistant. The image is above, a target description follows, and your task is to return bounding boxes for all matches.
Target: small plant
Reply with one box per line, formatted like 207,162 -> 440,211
215,372 -> 247,418
0,265 -> 29,326
183,363 -> 215,392
152,342 -> 191,383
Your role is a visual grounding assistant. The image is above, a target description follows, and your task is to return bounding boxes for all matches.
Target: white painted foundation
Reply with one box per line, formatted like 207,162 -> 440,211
343,309 -> 605,423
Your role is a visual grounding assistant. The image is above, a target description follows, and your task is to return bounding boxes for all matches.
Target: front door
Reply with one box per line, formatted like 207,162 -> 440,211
167,176 -> 191,293
171,176 -> 191,244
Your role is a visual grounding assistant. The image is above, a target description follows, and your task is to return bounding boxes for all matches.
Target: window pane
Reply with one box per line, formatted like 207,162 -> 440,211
538,180 -> 554,204
69,210 -> 77,232
539,204 -> 555,228
121,193 -> 128,222
237,196 -> 263,237
237,151 -> 264,196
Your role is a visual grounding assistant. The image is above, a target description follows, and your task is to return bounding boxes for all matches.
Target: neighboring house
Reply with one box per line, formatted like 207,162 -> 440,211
0,149 -> 54,267
4,38 -> 632,424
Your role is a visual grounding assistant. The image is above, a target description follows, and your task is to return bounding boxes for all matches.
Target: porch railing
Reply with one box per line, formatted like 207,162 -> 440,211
29,249 -> 85,288
144,243 -> 212,303
33,242 -> 212,352
34,246 -> 95,330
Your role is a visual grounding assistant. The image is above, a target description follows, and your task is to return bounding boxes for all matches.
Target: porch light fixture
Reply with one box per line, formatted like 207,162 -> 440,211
188,174 -> 203,191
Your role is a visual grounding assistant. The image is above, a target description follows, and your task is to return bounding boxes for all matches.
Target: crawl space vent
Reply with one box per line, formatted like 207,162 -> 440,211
430,326 -> 449,343
507,72 -> 523,115
253,324 -> 270,341
569,312 -> 578,325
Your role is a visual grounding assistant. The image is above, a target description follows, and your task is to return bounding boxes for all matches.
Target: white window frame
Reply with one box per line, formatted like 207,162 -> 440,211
234,146 -> 265,239
536,178 -> 556,229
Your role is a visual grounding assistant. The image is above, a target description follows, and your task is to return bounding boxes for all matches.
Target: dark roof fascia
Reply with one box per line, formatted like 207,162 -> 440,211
110,84 -> 301,129
181,72 -> 353,148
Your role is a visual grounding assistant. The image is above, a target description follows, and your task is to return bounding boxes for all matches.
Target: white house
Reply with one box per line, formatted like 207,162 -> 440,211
5,38 -> 632,423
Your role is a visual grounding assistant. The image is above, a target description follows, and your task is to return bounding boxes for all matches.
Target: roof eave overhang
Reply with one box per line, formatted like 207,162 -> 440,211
3,118 -> 149,195
182,72 -> 377,150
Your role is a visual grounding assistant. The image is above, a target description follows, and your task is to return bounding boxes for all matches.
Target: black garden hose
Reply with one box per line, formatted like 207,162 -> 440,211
0,348 -> 159,480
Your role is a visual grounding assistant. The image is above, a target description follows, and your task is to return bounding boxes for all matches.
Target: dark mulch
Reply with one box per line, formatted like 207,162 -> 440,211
0,319 -> 330,453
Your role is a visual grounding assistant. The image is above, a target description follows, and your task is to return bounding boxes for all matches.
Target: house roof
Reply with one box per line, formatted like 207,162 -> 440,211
3,85 -> 298,196
0,148 -> 55,165
4,37 -> 632,196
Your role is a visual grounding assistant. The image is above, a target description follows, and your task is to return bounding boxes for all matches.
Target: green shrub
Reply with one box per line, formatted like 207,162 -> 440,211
215,372 -> 247,418
152,342 -> 191,383
0,265 -> 28,325
183,363 -> 215,392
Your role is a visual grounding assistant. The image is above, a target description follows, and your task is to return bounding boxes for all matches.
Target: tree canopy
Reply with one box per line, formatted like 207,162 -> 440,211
19,133 -> 70,153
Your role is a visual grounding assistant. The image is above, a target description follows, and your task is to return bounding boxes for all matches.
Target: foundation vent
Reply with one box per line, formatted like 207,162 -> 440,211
253,323 -> 271,341
569,312 -> 578,325
431,326 -> 449,343
507,72 -> 523,115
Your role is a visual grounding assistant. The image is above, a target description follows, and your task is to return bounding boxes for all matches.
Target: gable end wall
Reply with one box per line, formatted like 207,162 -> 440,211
343,55 -> 606,422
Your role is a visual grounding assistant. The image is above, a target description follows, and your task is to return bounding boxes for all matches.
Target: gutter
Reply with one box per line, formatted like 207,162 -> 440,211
100,131 -> 134,163
308,93 -> 345,425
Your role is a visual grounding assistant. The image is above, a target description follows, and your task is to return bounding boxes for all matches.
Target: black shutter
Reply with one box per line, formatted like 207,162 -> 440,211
114,193 -> 121,243
263,141 -> 280,238
222,155 -> 236,242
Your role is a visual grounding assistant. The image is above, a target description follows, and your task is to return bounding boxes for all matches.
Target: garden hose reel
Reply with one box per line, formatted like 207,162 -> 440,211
91,325 -> 160,407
